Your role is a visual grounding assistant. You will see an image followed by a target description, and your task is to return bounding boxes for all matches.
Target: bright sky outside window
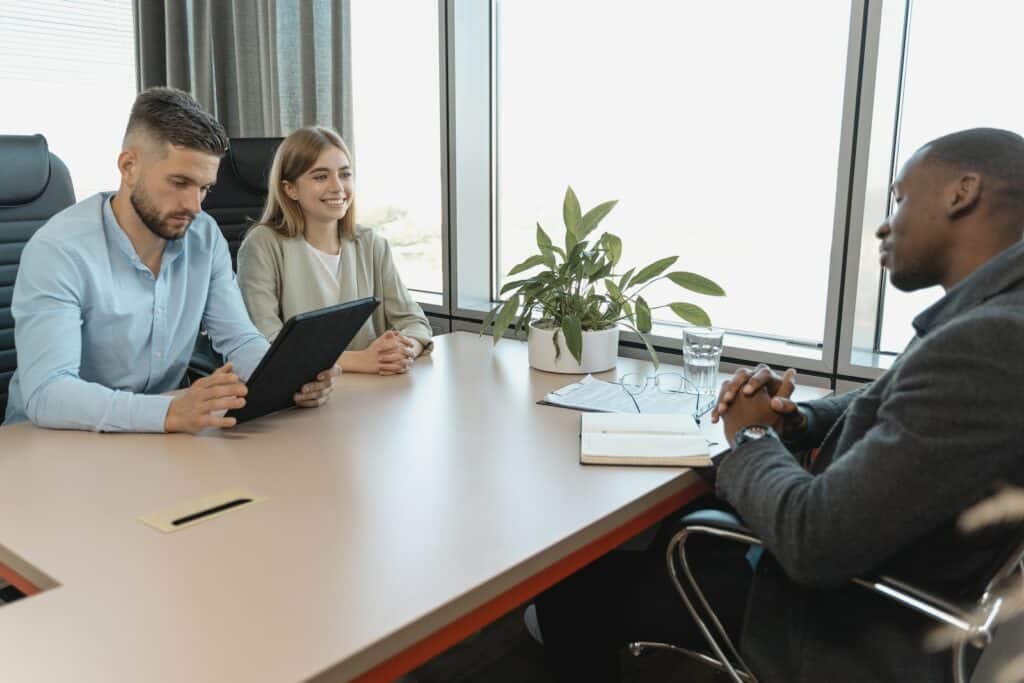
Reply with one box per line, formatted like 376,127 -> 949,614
350,0 -> 444,295
877,0 -> 1024,353
496,0 -> 851,345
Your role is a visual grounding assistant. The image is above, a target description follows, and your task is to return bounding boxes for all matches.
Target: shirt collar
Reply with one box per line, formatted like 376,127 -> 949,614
912,240 -> 1024,336
101,192 -> 186,271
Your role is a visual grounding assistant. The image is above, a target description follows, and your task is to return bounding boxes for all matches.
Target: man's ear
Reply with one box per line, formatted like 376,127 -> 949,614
117,149 -> 140,188
948,172 -> 981,219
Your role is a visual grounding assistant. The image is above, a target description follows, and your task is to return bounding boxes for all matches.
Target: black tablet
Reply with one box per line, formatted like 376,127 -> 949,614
226,297 -> 379,423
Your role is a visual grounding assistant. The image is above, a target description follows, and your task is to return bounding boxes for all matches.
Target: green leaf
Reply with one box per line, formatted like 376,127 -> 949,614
514,297 -> 537,339
591,262 -> 613,281
622,300 -> 634,323
584,257 -> 603,278
551,327 -> 561,361
618,267 -> 635,291
636,296 -> 652,333
629,256 -> 679,287
576,200 -> 618,239
499,278 -> 532,295
561,314 -> 584,364
507,254 -> 548,276
604,278 -> 623,301
479,302 -> 501,337
492,294 -> 521,343
565,228 -> 578,253
669,302 -> 712,327
563,186 -> 582,236
566,240 -> 588,263
625,323 -> 660,369
539,247 -> 557,270
536,222 -> 553,251
666,271 -> 726,297
600,232 -> 622,266
577,198 -> 614,239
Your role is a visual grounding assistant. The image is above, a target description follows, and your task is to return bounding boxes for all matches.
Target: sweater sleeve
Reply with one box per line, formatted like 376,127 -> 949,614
784,386 -> 867,452
236,228 -> 286,342
375,235 -> 434,354
715,313 -> 1023,587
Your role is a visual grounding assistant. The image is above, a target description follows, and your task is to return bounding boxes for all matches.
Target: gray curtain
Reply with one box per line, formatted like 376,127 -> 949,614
133,0 -> 352,142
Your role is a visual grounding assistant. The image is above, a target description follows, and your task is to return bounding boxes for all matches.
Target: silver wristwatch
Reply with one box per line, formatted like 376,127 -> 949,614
733,424 -> 778,447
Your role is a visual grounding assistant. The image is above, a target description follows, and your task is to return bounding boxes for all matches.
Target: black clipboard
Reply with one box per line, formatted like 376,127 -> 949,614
226,297 -> 379,423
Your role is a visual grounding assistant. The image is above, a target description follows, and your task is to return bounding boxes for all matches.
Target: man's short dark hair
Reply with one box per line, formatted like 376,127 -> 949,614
124,87 -> 229,156
922,127 -> 1024,210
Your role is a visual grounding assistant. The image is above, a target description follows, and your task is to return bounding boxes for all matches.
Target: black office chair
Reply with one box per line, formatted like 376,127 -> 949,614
186,135 -> 282,382
186,137 -> 282,382
203,137 -> 283,268
0,135 -> 75,418
629,509 -> 1024,683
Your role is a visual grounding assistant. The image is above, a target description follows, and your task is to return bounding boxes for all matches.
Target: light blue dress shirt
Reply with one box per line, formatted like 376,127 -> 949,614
4,192 -> 270,432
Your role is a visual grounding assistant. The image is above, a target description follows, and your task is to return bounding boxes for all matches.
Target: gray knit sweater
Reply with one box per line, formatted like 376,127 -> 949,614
716,240 -> 1024,683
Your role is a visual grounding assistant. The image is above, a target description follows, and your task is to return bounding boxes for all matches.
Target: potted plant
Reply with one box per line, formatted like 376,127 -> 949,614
482,187 -> 725,373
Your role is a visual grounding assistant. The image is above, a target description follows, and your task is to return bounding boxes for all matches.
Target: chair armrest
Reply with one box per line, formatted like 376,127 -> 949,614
679,510 -> 755,538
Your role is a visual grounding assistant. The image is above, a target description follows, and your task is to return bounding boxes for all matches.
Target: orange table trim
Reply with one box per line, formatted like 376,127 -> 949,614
0,559 -> 41,597
351,478 -> 709,682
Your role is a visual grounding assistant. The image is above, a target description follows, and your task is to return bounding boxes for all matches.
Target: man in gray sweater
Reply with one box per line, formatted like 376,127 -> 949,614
536,127 -> 1024,682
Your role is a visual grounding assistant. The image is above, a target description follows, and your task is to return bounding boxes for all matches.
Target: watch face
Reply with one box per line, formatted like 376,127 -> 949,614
735,424 -> 774,447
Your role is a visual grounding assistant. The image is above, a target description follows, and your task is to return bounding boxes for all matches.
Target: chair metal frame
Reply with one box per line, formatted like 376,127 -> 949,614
629,513 -> 1024,683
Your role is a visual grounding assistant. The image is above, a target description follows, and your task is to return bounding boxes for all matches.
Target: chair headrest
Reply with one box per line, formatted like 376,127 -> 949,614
0,135 -> 52,205
227,138 -> 282,193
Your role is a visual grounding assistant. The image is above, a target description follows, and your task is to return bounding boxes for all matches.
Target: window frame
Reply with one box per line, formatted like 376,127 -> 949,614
434,0 -> 983,387
444,0 -> 875,380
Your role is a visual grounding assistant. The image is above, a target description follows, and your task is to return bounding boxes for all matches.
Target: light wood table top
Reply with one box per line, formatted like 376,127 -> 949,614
0,332 -> 828,682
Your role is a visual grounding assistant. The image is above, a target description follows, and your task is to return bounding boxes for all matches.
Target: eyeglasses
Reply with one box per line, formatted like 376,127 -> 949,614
618,372 -> 715,422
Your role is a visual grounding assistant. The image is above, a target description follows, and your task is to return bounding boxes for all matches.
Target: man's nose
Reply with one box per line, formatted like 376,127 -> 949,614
875,220 -> 891,240
183,188 -> 202,214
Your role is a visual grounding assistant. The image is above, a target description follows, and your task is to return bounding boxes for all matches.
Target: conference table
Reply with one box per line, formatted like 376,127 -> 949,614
0,332 -> 828,682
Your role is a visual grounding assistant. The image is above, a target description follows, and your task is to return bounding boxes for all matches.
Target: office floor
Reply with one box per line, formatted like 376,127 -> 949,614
407,601 -> 718,683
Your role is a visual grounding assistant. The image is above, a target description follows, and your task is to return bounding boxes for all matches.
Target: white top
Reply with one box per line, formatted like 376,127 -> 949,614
305,241 -> 341,281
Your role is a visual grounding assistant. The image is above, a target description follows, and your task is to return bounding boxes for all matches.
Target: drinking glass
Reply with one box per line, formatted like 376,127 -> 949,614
682,327 -> 724,397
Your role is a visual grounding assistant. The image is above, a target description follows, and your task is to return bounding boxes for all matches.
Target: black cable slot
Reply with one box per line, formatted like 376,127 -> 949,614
171,498 -> 253,526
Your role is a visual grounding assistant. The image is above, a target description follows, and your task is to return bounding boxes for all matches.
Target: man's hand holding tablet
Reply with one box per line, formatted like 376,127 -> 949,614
293,364 -> 343,407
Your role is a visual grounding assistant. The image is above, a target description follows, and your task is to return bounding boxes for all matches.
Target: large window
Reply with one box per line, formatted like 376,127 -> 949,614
11,0 -> 1023,383
874,0 -> 1024,353
496,0 -> 852,345
0,0 -> 137,199
350,1 -> 444,297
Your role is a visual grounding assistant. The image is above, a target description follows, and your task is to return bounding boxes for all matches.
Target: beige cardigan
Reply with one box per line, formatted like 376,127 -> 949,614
236,225 -> 433,353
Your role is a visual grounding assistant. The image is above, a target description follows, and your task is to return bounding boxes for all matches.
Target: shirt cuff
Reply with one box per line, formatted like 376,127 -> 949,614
130,394 -> 174,433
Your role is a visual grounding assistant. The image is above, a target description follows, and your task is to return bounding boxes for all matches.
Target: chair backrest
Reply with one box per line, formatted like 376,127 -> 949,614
0,134 -> 75,418
202,137 -> 283,269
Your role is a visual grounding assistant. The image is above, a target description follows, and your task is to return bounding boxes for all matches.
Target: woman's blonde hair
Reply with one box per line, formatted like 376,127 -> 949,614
256,126 -> 356,240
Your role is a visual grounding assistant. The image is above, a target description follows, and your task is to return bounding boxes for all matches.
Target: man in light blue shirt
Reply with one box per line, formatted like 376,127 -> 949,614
4,87 -> 340,433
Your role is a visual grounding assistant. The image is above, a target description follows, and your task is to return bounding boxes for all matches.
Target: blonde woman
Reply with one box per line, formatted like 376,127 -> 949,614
237,127 -> 432,375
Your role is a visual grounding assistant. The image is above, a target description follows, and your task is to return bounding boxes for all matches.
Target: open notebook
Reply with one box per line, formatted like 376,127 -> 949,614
580,413 -> 714,467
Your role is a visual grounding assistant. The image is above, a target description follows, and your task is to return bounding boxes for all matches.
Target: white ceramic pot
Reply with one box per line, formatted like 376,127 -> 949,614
527,321 -> 620,374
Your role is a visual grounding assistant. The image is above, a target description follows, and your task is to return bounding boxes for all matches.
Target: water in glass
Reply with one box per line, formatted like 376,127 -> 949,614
682,327 -> 724,396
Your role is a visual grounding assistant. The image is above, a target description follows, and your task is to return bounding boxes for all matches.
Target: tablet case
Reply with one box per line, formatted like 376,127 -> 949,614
226,297 -> 379,423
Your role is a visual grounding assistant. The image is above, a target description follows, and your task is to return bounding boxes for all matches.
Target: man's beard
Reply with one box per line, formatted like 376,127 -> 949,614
130,185 -> 194,241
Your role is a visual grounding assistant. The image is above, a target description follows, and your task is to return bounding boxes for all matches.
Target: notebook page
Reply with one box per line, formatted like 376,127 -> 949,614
581,432 -> 709,458
581,412 -> 700,435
